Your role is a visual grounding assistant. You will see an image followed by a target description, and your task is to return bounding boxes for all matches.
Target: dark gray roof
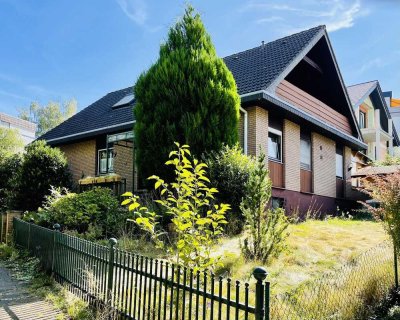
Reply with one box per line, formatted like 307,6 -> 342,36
223,26 -> 324,95
40,87 -> 134,143
42,25 -> 327,144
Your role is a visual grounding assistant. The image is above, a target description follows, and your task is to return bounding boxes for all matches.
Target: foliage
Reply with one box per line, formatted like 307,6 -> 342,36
18,140 -> 72,211
28,187 -> 127,238
0,153 -> 22,211
134,5 -> 240,184
0,127 -> 24,157
362,172 -> 400,250
240,151 -> 289,263
372,154 -> 400,167
19,99 -> 77,137
122,143 -> 229,272
205,144 -> 256,235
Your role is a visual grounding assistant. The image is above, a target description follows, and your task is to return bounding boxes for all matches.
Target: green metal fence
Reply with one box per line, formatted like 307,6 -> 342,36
13,218 -> 269,320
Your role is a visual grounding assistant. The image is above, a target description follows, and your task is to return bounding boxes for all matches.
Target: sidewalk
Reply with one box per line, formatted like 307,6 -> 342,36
0,266 -> 62,320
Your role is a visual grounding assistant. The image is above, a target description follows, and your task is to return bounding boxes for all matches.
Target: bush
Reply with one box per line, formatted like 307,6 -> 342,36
205,144 -> 256,234
29,187 -> 128,238
240,151 -> 289,263
122,143 -> 229,272
0,153 -> 22,211
18,140 -> 72,211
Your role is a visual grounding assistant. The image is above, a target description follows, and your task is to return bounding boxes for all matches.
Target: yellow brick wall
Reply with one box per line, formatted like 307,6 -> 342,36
312,133 -> 336,197
283,120 -> 300,191
59,140 -> 96,185
114,144 -> 134,192
238,113 -> 245,151
247,106 -> 268,158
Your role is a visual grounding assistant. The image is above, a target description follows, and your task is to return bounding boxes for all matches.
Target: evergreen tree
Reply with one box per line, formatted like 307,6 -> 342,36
134,5 -> 240,182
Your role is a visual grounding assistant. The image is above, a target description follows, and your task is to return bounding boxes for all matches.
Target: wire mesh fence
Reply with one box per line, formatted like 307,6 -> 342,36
270,240 -> 396,320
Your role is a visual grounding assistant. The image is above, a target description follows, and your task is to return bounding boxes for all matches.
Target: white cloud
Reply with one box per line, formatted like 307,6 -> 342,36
116,0 -> 147,26
243,0 -> 369,33
0,89 -> 30,101
256,16 -> 284,24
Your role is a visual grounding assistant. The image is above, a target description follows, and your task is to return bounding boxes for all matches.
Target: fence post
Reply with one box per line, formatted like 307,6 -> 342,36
107,238 -> 118,304
52,223 -> 60,274
253,267 -> 268,320
394,241 -> 399,289
28,218 -> 34,251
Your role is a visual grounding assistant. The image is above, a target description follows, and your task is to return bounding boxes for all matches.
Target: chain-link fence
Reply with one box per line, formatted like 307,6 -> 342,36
271,240 -> 396,320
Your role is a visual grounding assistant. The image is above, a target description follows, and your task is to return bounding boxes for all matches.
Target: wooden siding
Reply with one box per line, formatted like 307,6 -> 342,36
269,160 -> 284,188
276,80 -> 353,135
300,169 -> 313,193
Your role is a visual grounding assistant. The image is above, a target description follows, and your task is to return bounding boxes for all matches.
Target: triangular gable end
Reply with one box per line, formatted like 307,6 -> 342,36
267,27 -> 362,141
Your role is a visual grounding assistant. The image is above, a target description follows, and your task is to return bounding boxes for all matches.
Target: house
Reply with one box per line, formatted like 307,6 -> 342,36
40,25 -> 367,215
385,91 -> 400,156
346,81 -> 400,161
0,112 -> 36,146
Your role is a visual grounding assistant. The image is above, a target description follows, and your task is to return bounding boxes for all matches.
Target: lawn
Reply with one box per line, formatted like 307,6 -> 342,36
213,218 -> 388,294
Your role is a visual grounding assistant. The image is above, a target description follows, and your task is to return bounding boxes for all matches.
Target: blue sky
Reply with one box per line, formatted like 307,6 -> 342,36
0,0 -> 399,116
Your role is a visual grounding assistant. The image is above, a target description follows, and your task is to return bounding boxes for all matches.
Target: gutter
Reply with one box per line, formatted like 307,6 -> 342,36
240,90 -> 367,150
44,121 -> 136,144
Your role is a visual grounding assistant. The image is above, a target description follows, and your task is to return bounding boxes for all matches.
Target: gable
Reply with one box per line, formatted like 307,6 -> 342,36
271,33 -> 361,139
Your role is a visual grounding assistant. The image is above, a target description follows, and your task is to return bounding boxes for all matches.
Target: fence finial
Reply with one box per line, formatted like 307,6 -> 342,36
253,267 -> 268,282
109,238 -> 118,246
29,217 -> 35,224
53,223 -> 60,231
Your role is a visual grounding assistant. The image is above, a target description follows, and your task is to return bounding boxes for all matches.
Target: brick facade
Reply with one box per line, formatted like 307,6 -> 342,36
247,106 -> 268,158
114,143 -> 134,191
59,140 -> 96,184
312,133 -> 336,198
283,120 -> 300,192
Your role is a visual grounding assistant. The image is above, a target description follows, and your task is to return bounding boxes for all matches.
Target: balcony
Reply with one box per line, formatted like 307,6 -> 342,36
360,127 -> 392,143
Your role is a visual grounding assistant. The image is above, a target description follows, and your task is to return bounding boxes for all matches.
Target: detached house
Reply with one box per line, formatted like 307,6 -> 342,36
41,25 -> 367,215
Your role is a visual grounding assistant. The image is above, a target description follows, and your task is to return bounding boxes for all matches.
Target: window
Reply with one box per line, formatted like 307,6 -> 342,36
98,149 -> 114,174
359,111 -> 366,129
268,128 -> 282,161
271,197 -> 285,209
300,132 -> 311,170
0,120 -> 10,128
336,146 -> 343,178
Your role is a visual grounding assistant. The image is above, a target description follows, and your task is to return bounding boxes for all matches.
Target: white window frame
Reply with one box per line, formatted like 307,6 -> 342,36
98,148 -> 114,175
300,133 -> 312,170
268,127 -> 283,162
336,147 -> 344,179
359,110 -> 366,129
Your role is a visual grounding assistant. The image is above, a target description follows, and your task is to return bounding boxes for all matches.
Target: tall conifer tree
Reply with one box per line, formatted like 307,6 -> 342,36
134,6 -> 240,182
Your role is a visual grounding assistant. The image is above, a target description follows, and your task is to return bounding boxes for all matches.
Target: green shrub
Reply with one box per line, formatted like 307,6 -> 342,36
0,153 -> 22,211
122,143 -> 229,272
240,151 -> 289,263
205,144 -> 256,234
18,140 -> 72,211
31,187 -> 127,238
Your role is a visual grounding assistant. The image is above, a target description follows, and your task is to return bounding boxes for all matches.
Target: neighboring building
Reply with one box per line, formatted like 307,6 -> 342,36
347,81 -> 400,161
384,91 -> 400,156
41,25 -> 367,215
0,112 -> 36,146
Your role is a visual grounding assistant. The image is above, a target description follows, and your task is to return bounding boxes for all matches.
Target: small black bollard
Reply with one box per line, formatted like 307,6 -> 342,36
253,267 -> 268,320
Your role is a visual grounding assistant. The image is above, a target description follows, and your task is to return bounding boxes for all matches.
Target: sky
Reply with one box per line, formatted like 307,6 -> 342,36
0,0 -> 399,116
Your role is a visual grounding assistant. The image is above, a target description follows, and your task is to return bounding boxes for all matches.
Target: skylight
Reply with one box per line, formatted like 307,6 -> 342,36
112,94 -> 134,109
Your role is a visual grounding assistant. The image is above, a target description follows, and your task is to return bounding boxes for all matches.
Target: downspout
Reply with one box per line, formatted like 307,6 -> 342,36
240,107 -> 248,155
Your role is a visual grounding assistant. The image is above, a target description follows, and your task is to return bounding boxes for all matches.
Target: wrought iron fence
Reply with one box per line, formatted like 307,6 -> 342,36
13,218 -> 269,320
12,218 -> 400,320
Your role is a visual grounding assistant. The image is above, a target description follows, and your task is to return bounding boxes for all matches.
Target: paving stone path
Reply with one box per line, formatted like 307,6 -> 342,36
0,266 -> 62,320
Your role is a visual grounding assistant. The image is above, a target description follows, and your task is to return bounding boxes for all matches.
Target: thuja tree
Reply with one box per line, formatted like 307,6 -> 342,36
134,5 -> 240,183
240,151 -> 289,263
363,173 -> 400,250
122,143 -> 229,272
